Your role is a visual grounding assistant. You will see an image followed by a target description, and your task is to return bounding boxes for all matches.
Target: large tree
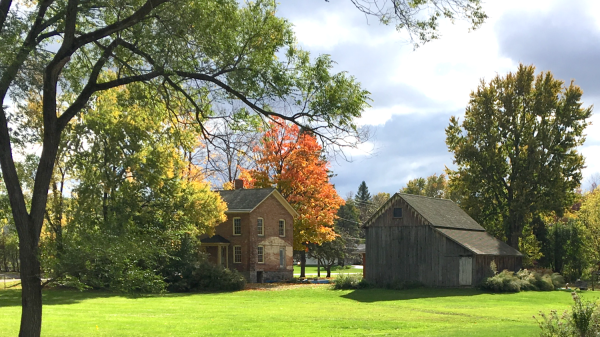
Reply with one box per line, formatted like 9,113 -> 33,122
0,1 -> 371,334
445,64 -> 592,248
0,0 -> 486,334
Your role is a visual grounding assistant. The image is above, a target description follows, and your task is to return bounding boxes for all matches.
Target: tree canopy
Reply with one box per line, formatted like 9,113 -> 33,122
445,64 -> 592,248
241,118 -> 344,250
400,173 -> 449,199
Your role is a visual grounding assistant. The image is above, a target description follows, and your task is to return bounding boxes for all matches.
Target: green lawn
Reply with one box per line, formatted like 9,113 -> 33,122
1,286 -> 598,336
293,265 -> 362,276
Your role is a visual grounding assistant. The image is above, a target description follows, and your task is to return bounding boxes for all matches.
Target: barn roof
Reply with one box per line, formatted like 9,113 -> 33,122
399,193 -> 485,231
437,228 -> 523,256
217,188 -> 298,217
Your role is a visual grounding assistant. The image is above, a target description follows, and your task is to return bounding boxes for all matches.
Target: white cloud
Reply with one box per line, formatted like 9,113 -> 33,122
281,0 -> 600,196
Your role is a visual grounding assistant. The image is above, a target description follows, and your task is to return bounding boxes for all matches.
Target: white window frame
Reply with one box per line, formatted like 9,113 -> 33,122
278,219 -> 285,237
233,217 -> 241,236
257,246 -> 264,264
233,245 -> 242,264
257,218 -> 264,236
279,247 -> 285,268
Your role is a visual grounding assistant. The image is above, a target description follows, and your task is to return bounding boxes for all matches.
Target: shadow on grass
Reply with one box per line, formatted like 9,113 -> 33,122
0,288 -> 233,308
340,287 -> 485,303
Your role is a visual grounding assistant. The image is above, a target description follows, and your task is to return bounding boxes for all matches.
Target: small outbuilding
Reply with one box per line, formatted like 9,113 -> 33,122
363,193 -> 523,287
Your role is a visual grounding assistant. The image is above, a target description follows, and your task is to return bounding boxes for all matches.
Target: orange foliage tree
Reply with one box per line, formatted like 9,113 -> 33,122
240,118 -> 344,250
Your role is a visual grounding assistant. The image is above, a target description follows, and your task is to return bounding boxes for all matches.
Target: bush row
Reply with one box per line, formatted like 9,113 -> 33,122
481,269 -> 565,293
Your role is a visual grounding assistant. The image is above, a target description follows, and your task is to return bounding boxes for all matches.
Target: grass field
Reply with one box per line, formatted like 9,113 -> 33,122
1,285 -> 599,336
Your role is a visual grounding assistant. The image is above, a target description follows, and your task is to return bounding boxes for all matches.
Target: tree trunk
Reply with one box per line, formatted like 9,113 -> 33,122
300,250 -> 306,278
506,209 -> 522,249
317,259 -> 320,277
17,218 -> 42,337
326,265 -> 331,278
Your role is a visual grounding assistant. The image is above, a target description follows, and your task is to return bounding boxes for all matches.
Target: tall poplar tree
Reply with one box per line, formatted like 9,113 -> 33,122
446,64 -> 592,248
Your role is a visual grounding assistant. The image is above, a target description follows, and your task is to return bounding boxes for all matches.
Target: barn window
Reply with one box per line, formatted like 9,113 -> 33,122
233,217 -> 241,235
257,218 -> 264,236
393,208 -> 403,218
234,246 -> 242,263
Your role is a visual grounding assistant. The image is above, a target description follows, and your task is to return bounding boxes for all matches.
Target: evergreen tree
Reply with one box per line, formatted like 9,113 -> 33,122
355,181 -> 372,224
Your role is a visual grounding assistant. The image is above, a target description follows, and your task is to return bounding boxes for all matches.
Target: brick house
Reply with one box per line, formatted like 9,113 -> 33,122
200,181 -> 297,283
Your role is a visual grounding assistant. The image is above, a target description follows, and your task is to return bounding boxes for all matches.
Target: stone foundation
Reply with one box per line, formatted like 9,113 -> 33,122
243,270 -> 293,283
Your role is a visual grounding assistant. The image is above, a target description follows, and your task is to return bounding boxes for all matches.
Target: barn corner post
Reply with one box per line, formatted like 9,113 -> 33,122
362,252 -> 365,279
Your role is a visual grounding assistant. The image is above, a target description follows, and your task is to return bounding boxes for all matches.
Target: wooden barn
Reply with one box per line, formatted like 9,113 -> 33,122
364,193 -> 523,287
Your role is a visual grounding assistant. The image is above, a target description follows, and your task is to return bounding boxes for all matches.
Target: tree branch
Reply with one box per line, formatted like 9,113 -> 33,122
74,0 -> 168,49
0,0 -> 12,34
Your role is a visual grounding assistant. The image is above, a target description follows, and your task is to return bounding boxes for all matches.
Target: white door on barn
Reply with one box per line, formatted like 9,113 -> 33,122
459,257 -> 473,286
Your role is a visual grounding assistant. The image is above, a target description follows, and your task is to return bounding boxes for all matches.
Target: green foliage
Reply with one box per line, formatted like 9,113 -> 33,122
170,261 -> 246,292
355,181 -> 371,204
579,189 -> 600,270
162,235 -> 246,292
332,274 -> 369,290
519,224 -> 544,267
535,292 -> 600,337
400,173 -> 450,199
41,88 -> 227,293
481,269 -> 564,293
538,219 -> 589,282
446,64 -> 592,248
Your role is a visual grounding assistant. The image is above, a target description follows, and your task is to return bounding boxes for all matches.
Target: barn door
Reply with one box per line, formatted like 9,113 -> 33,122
459,257 -> 473,286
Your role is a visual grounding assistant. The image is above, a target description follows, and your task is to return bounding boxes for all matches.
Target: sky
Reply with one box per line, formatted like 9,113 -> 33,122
276,0 -> 600,197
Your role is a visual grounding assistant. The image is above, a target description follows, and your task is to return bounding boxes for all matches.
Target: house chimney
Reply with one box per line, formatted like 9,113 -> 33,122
234,179 -> 244,190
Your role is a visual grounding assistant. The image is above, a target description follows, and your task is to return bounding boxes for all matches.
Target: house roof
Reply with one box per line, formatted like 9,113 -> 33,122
200,234 -> 230,244
436,228 -> 523,256
217,188 -> 299,217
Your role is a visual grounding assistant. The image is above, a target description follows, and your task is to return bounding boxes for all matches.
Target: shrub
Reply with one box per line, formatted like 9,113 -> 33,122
481,270 -> 522,292
332,274 -> 364,290
535,292 -> 600,337
166,261 -> 246,292
482,268 -> 564,293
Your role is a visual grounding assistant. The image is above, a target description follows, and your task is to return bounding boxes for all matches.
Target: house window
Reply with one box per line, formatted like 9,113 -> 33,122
234,246 -> 242,263
393,208 -> 403,218
279,247 -> 285,268
279,219 -> 285,237
233,217 -> 241,235
257,218 -> 264,236
257,246 -> 264,263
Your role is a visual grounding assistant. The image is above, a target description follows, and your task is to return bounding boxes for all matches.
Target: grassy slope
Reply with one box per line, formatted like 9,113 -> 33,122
1,286 -> 598,336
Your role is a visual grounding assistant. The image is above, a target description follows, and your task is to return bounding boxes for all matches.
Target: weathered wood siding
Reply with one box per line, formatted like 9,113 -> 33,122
474,255 -> 523,285
365,225 -> 473,287
369,197 -> 427,228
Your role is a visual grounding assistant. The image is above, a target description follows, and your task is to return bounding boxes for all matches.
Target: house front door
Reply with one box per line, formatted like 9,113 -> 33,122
221,246 -> 228,268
